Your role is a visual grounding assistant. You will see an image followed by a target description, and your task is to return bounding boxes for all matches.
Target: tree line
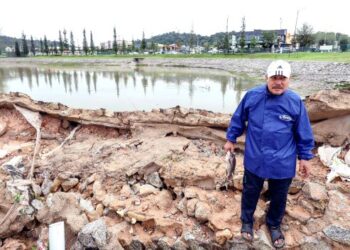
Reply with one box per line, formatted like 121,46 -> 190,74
13,27 -> 149,57
11,21 -> 350,57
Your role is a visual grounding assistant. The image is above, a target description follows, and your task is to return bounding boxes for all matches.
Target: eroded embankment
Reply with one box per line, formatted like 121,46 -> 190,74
0,89 -> 349,249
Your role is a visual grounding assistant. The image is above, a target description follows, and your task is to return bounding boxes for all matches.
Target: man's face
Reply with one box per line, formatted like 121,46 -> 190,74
266,75 -> 290,95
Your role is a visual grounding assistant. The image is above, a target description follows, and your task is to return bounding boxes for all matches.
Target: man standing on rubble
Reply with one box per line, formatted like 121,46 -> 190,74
224,60 -> 314,248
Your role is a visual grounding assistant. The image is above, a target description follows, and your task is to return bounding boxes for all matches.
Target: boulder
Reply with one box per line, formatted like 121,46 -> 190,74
323,225 -> 350,246
305,89 -> 350,122
312,114 -> 350,146
302,182 -> 329,211
77,219 -> 108,249
215,229 -> 233,245
194,201 -> 211,222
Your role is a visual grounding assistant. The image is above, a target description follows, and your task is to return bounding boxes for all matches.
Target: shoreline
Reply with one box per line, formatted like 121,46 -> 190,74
1,57 -> 349,96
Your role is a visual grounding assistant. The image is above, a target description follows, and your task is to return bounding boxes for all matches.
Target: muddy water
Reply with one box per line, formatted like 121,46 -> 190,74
0,66 -> 260,114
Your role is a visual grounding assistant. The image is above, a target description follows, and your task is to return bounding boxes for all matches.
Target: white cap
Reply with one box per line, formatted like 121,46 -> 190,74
266,60 -> 291,78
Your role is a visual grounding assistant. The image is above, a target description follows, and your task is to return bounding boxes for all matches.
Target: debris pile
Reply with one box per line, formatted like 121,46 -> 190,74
0,89 -> 349,249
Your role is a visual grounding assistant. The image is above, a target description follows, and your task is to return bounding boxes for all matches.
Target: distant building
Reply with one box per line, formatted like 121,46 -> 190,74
233,29 -> 292,48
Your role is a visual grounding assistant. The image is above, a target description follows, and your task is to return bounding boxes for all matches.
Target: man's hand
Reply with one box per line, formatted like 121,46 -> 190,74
298,159 -> 310,178
224,141 -> 235,152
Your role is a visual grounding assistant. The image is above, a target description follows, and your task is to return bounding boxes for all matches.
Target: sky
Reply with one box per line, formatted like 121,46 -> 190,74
0,0 -> 348,45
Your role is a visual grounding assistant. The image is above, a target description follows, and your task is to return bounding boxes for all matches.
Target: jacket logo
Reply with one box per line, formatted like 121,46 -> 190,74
279,114 -> 293,122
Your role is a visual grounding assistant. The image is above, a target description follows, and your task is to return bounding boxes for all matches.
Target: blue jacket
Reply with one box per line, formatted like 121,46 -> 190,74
226,85 -> 314,179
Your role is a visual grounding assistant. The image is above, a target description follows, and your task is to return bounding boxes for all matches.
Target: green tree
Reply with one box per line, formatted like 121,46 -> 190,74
151,41 -> 157,53
250,36 -> 257,50
189,28 -> 195,50
22,33 -> 29,56
239,17 -> 246,50
63,29 -> 69,50
30,36 -> 36,56
40,38 -> 44,54
82,29 -> 88,55
141,31 -> 146,51
121,39 -> 126,54
90,31 -> 95,54
262,31 -> 275,48
70,31 -> 75,55
339,36 -> 349,52
296,23 -> 315,48
53,41 -> 58,55
15,40 -> 21,57
131,39 -> 135,52
59,30 -> 64,54
43,35 -> 49,55
113,27 -> 118,54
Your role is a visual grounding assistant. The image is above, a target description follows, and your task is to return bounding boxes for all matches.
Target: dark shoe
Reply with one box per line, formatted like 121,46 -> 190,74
241,223 -> 253,242
268,226 -> 285,249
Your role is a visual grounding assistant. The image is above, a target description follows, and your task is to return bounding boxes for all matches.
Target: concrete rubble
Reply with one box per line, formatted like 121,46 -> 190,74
0,88 -> 349,249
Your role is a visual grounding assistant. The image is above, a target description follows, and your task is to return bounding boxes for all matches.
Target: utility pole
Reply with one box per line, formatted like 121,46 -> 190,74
293,10 -> 299,49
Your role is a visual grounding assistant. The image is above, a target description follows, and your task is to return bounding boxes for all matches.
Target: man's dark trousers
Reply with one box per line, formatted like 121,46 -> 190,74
241,169 -> 292,227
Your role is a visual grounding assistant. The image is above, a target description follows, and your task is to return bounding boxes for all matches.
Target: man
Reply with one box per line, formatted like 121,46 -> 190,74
224,60 -> 314,248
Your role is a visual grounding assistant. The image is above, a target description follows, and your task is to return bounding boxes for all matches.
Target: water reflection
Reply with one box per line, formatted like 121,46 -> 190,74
0,66 -> 260,113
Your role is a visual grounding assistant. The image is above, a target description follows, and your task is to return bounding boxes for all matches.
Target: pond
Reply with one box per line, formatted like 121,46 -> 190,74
0,66 -> 261,114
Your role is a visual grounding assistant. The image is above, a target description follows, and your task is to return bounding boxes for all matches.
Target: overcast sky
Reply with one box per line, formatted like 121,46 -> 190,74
1,0 -> 348,45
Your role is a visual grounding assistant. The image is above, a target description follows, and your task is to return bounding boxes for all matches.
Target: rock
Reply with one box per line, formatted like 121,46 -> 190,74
31,183 -> 42,197
186,198 -> 198,217
176,197 -> 188,214
302,182 -> 329,211
208,212 -> 235,231
41,177 -> 53,196
253,229 -> 274,250
325,190 -> 350,228
312,115 -> 350,146
31,199 -> 45,210
155,190 -> 173,209
173,238 -> 188,250
36,192 -> 88,234
1,238 -> 26,250
146,172 -> 163,188
0,121 -> 7,136
0,205 -> 34,238
86,210 -> 101,222
300,236 -> 331,250
79,198 -> 94,212
305,89 -> 350,122
194,201 -> 211,222
61,178 -> 79,191
93,180 -> 107,202
1,156 -> 24,179
157,237 -> 172,250
77,219 -> 108,249
96,204 -> 104,216
119,184 -> 134,198
61,119 -> 70,129
254,205 -> 266,226
286,206 -> 311,224
87,173 -> 98,184
50,177 -> 63,192
305,218 -> 327,234
233,174 -> 244,191
184,187 -> 198,199
323,225 -> 350,246
127,211 -> 148,222
215,229 -> 233,245
139,184 -> 159,197
289,179 -> 304,194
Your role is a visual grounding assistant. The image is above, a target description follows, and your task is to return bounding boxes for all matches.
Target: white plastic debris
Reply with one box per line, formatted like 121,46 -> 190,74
49,221 -> 65,250
318,145 -> 350,183
345,149 -> 350,165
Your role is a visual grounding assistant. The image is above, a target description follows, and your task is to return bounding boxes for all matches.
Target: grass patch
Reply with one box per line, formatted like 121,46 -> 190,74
33,52 -> 350,63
